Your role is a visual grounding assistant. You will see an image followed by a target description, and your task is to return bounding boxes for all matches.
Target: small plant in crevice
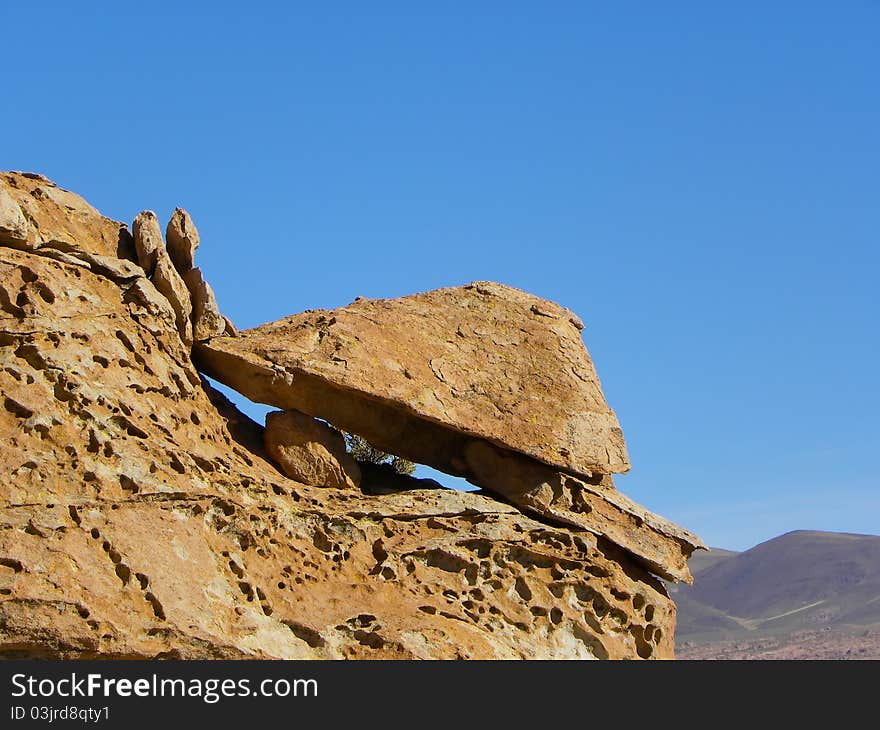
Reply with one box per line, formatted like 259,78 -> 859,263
343,432 -> 416,476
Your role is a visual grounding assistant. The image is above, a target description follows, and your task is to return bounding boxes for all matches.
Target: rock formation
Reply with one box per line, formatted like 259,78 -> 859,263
0,187 -> 29,246
0,170 -> 702,659
183,268 -> 226,342
194,283 -> 703,582
461,441 -> 699,583
165,208 -> 199,273
132,211 -> 164,277
152,252 -> 193,345
198,282 -> 630,477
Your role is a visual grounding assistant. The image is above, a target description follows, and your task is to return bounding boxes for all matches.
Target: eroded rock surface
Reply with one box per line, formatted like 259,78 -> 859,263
0,171 -> 693,659
463,441 -> 701,582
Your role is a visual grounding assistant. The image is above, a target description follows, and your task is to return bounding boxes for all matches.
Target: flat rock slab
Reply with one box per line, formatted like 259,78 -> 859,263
194,281 -> 630,479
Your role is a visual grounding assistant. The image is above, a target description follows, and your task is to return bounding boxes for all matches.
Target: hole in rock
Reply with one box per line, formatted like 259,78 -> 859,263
202,378 -> 479,494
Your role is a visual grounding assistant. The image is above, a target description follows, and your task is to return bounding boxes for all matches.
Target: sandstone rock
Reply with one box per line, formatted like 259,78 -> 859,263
0,171 -> 688,660
35,247 -> 92,270
73,251 -> 144,285
132,211 -> 164,277
152,250 -> 193,345
124,277 -> 180,334
194,281 -> 630,479
1,173 -> 133,258
165,207 -> 200,273
191,282 -> 703,582
0,241 -> 675,658
12,243 -> 144,287
183,267 -> 225,341
0,187 -> 29,246
264,410 -> 361,489
222,315 -> 238,337
122,208 -> 195,344
462,440 -> 703,583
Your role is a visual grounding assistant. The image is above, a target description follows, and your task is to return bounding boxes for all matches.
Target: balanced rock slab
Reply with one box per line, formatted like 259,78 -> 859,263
194,281 -> 631,479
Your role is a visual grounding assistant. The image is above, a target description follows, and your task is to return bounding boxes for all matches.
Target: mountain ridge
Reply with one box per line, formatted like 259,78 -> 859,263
674,529 -> 880,659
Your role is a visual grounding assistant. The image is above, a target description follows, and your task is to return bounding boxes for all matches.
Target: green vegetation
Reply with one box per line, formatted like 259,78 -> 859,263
344,433 -> 416,476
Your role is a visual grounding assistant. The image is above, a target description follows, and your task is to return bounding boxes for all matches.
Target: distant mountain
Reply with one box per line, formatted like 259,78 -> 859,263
684,546 -> 739,576
673,530 -> 880,659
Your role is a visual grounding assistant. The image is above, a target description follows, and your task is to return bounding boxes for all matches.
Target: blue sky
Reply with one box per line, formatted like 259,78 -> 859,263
3,3 -> 877,551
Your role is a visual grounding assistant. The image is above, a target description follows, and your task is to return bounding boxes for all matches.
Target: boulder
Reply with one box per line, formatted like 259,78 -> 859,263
183,267 -> 225,341
165,207 -> 200,273
132,210 -> 164,277
194,281 -> 630,479
264,409 -> 361,489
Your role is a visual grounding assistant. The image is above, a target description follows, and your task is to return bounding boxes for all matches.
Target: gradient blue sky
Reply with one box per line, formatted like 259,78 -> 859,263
3,3 -> 877,550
